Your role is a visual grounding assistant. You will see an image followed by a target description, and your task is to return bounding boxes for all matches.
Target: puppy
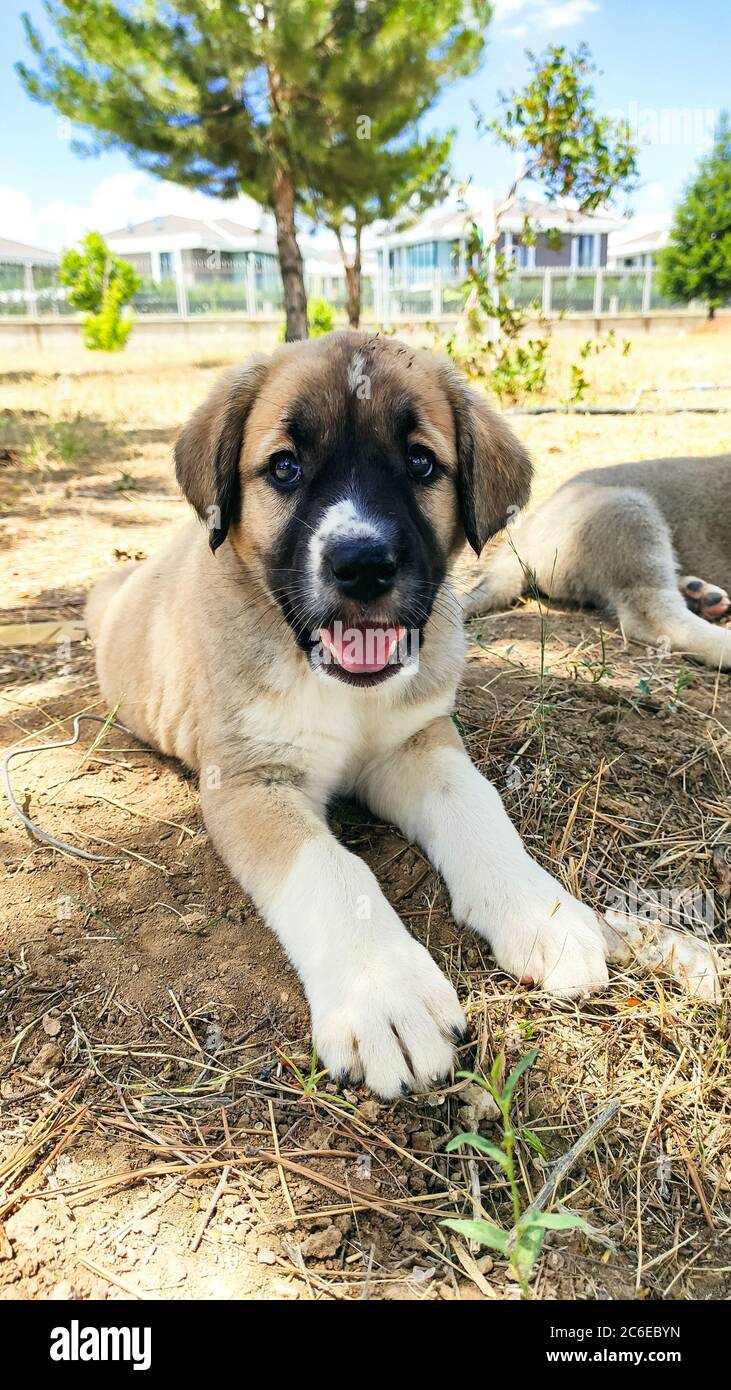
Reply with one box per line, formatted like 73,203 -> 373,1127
86,332 -> 608,1099
463,454 -> 731,669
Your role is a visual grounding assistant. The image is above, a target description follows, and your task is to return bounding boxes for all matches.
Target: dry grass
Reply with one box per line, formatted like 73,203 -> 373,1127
0,326 -> 730,1302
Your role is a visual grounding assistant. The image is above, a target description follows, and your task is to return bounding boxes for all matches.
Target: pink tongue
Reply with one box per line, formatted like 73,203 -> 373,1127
320,626 -> 405,674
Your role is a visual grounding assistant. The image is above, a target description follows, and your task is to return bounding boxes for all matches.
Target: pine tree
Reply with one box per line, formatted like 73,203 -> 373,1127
658,114 -> 731,319
18,1 -> 490,339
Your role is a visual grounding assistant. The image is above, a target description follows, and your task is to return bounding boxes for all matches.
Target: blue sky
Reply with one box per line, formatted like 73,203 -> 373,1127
0,0 -> 727,249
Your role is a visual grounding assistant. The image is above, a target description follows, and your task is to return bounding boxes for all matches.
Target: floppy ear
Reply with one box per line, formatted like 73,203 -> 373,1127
174,355 -> 270,552
438,360 -> 533,555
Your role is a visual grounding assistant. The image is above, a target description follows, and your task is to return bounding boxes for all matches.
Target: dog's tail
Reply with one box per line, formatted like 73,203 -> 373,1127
85,565 -> 139,643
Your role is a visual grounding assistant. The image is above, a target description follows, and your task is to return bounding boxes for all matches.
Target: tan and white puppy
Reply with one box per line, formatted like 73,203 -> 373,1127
87,332 -> 608,1099
463,454 -> 731,669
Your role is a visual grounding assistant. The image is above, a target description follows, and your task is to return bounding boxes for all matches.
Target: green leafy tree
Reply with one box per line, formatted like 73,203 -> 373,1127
658,114 -> 731,319
484,42 -> 638,214
59,231 -> 140,351
18,1 -> 491,341
449,44 -> 638,399
304,130 -> 454,329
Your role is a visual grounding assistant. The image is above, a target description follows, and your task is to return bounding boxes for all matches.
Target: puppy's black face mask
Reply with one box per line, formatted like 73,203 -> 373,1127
174,334 -> 532,686
264,383 -> 455,687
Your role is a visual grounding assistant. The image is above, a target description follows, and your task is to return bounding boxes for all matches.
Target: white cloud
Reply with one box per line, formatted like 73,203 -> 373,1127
493,0 -> 598,32
541,0 -> 598,26
0,188 -> 38,246
0,171 -> 273,252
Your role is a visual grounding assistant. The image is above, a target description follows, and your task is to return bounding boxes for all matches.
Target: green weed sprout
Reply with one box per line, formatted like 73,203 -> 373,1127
443,1049 -> 586,1296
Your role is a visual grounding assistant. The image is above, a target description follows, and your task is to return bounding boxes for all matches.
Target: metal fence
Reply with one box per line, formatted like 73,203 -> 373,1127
379,266 -> 689,319
0,261 -> 701,320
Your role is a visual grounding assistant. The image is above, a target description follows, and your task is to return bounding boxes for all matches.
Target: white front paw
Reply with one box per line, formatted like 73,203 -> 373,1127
310,934 -> 465,1100
456,860 -> 609,998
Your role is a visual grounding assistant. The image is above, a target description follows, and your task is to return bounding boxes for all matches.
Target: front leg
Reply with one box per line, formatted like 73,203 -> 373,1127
200,760 -> 464,1098
356,718 -> 608,997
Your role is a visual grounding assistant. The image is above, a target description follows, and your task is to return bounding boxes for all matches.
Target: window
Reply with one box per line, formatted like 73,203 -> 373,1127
576,234 -> 595,268
159,251 -> 173,279
514,241 -> 531,269
406,242 -> 434,279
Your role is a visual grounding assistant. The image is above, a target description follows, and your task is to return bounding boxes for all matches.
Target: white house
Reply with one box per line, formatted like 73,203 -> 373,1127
372,190 -> 625,316
105,213 -> 283,313
105,213 -> 377,314
0,237 -> 61,312
607,214 -> 672,269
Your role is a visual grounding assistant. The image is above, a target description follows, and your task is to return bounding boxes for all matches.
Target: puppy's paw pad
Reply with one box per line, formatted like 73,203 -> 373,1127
680,575 -> 731,620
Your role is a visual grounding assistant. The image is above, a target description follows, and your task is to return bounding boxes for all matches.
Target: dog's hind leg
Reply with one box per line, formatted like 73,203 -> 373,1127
593,494 -> 731,669
615,585 -> 731,669
85,563 -> 139,642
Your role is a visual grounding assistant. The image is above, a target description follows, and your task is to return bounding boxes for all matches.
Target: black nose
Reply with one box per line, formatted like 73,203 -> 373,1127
326,537 -> 398,601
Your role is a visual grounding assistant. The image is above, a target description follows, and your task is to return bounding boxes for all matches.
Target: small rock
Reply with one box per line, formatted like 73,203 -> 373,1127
411,1130 -> 433,1153
300,1225 -> 343,1260
458,1082 -> 500,1131
27,1042 -> 63,1078
42,1012 -> 62,1038
48,1280 -> 74,1300
204,1022 -> 223,1053
257,1247 -> 277,1265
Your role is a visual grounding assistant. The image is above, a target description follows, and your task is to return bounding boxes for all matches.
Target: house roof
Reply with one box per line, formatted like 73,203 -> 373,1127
0,236 -> 58,265
379,192 -> 624,247
105,213 -> 276,254
499,195 -> 623,236
105,214 -> 258,240
302,240 -> 376,276
608,214 -> 672,258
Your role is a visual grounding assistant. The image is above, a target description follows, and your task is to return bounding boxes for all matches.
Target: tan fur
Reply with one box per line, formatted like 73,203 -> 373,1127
89,333 -> 612,1099
463,453 -> 731,670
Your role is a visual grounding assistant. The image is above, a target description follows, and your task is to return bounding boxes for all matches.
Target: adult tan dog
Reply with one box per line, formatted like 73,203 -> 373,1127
87,331 -> 609,1099
463,455 -> 731,669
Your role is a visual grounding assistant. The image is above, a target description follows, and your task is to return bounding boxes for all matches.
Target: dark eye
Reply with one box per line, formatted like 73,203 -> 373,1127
407,443 -> 436,482
268,451 -> 302,491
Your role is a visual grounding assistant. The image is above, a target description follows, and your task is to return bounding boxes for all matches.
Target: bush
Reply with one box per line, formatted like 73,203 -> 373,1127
59,231 -> 140,351
279,295 -> 336,341
309,296 -> 336,336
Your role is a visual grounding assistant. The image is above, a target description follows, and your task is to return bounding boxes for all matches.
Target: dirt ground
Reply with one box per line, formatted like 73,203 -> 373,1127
1,328 -> 730,1302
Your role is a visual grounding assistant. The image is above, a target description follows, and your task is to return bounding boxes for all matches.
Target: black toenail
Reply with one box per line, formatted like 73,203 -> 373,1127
685,579 -> 703,592
337,1070 -> 351,1089
451,1024 -> 467,1044
703,592 -> 723,606
400,1081 -> 412,1096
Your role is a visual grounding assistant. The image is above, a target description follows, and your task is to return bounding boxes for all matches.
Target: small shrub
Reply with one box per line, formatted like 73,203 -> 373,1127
59,231 -> 140,352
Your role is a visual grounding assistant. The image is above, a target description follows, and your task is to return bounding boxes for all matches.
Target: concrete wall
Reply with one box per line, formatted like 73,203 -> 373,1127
0,308 -> 724,353
0,315 -> 284,353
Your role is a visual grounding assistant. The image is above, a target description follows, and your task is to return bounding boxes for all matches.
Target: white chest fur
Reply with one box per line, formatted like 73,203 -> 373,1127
235,657 -> 456,803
